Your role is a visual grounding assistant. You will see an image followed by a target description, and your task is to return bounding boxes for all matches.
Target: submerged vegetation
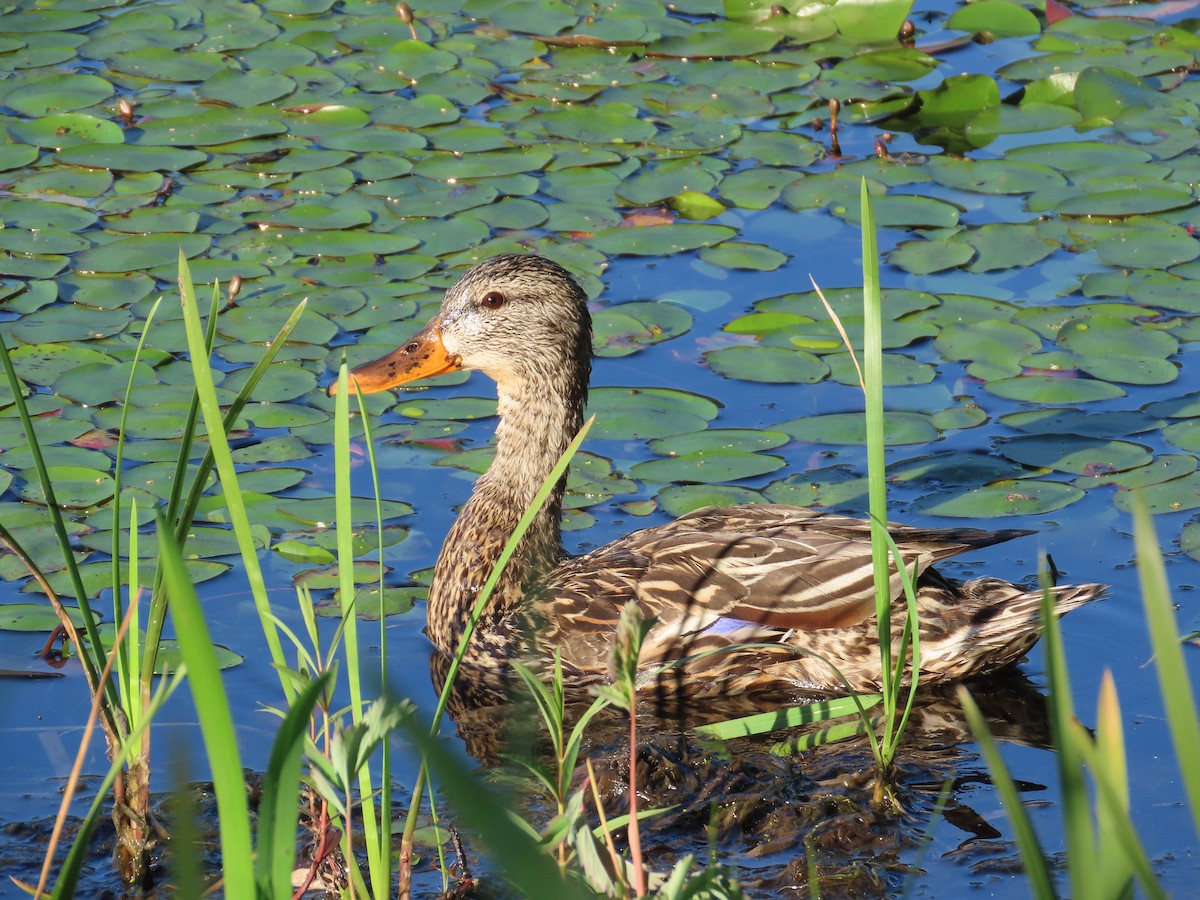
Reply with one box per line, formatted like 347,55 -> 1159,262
1,0 -> 1200,896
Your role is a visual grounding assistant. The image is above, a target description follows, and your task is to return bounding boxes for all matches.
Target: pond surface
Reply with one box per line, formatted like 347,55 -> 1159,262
1,0 -> 1200,895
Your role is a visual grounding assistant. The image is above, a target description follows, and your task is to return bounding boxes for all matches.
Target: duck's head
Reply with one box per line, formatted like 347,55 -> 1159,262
330,253 -> 593,396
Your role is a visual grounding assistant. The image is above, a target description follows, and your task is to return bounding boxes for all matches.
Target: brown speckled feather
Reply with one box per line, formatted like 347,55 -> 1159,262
341,254 -> 1105,702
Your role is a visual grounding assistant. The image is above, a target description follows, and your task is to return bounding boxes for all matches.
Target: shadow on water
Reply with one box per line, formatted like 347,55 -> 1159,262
434,647 -> 1062,898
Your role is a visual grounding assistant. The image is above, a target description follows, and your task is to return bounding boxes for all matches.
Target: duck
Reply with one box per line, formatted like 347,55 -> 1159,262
332,253 -> 1104,700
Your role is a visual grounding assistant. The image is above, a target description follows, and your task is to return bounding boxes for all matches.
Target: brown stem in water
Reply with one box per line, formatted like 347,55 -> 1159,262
628,711 -> 646,898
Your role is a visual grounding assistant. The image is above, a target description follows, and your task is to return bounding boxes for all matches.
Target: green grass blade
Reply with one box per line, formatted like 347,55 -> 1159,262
176,251 -> 292,699
1038,572 -> 1095,899
257,671 -> 332,898
860,179 -> 893,715
770,716 -> 876,755
349,360 -> 394,890
958,687 -> 1056,900
693,694 -> 882,739
332,361 -> 386,894
1133,495 -> 1200,843
397,710 -> 590,899
1066,714 -> 1164,899
110,298 -> 159,706
156,511 -> 254,895
0,338 -> 110,702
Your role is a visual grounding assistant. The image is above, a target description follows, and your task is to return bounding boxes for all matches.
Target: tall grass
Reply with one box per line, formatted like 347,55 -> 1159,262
962,493 -> 1200,898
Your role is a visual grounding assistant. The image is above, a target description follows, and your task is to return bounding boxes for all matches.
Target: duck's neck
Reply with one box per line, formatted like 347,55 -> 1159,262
426,366 -> 587,658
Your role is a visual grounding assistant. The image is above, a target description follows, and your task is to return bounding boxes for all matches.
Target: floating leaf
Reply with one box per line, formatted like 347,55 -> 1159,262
593,301 -> 692,357
705,346 -> 829,384
776,412 -> 938,446
630,450 -> 784,484
888,238 -> 974,275
56,143 -> 208,172
16,465 -> 115,508
586,223 -> 736,256
999,435 -> 1151,477
948,0 -> 1040,37
0,603 -> 88,633
10,113 -> 122,149
1112,471 -> 1200,514
656,483 -> 764,517
699,241 -> 787,271
984,374 -> 1126,403
585,387 -> 719,440
910,480 -> 1084,517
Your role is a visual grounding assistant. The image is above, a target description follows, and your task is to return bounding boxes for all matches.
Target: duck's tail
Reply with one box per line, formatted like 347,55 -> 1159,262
919,578 -> 1106,682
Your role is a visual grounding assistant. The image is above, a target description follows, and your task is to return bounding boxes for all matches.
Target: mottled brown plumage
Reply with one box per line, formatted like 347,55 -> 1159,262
336,254 -> 1104,699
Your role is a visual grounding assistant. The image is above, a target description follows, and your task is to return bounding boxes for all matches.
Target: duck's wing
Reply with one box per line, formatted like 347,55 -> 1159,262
554,506 -> 1033,635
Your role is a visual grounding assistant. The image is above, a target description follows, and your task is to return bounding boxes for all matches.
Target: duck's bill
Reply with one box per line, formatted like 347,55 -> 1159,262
329,318 -> 462,395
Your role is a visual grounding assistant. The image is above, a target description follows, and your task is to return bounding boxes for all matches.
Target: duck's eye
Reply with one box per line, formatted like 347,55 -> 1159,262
481,291 -> 506,310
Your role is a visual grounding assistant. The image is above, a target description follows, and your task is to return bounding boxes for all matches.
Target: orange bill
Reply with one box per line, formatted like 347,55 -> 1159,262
329,317 -> 462,395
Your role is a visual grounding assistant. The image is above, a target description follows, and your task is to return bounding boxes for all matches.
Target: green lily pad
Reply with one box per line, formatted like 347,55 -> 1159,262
656,483 -> 764,517
17,465 -> 115,508
0,603 -> 89,633
135,107 -> 288,146
1001,408 -> 1163,437
537,105 -> 658,144
393,396 -> 498,421
776,412 -> 938,446
593,302 -> 692,357
984,374 -> 1126,403
585,386 -> 719,440
648,428 -> 790,457
586,223 -> 736,257
1112,471 -> 1200,514
1082,454 -> 1197,491
762,468 -> 869,512
999,435 -> 1152,477
910,480 -> 1085,517
9,305 -> 131,343
834,194 -> 961,228
717,168 -> 802,210
706,345 -> 829,384
5,73 -> 113,116
55,143 -> 208,172
890,452 -> 1030,486
73,233 -> 210,273
630,450 -> 784,484
1056,187 -> 1195,217
652,21 -> 780,59
929,156 -> 1066,195
935,320 -> 1043,378
10,113 -> 123,149
948,0 -> 1040,37
699,241 -> 787,271
888,238 -> 975,275
958,223 -> 1058,273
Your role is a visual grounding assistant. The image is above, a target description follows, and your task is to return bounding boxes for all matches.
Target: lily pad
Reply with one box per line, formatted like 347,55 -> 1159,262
999,435 -> 1152,477
705,346 -> 829,384
0,603 -> 89,633
1112,471 -> 1200,515
585,386 -> 719,440
910,480 -> 1085,517
586,223 -> 736,256
776,412 -> 938,446
630,450 -> 784,484
656,484 -> 764,517
984,374 -> 1126,403
17,465 -> 115,509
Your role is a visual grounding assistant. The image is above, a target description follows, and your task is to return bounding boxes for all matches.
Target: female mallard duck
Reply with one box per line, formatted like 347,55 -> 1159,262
336,254 -> 1103,699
